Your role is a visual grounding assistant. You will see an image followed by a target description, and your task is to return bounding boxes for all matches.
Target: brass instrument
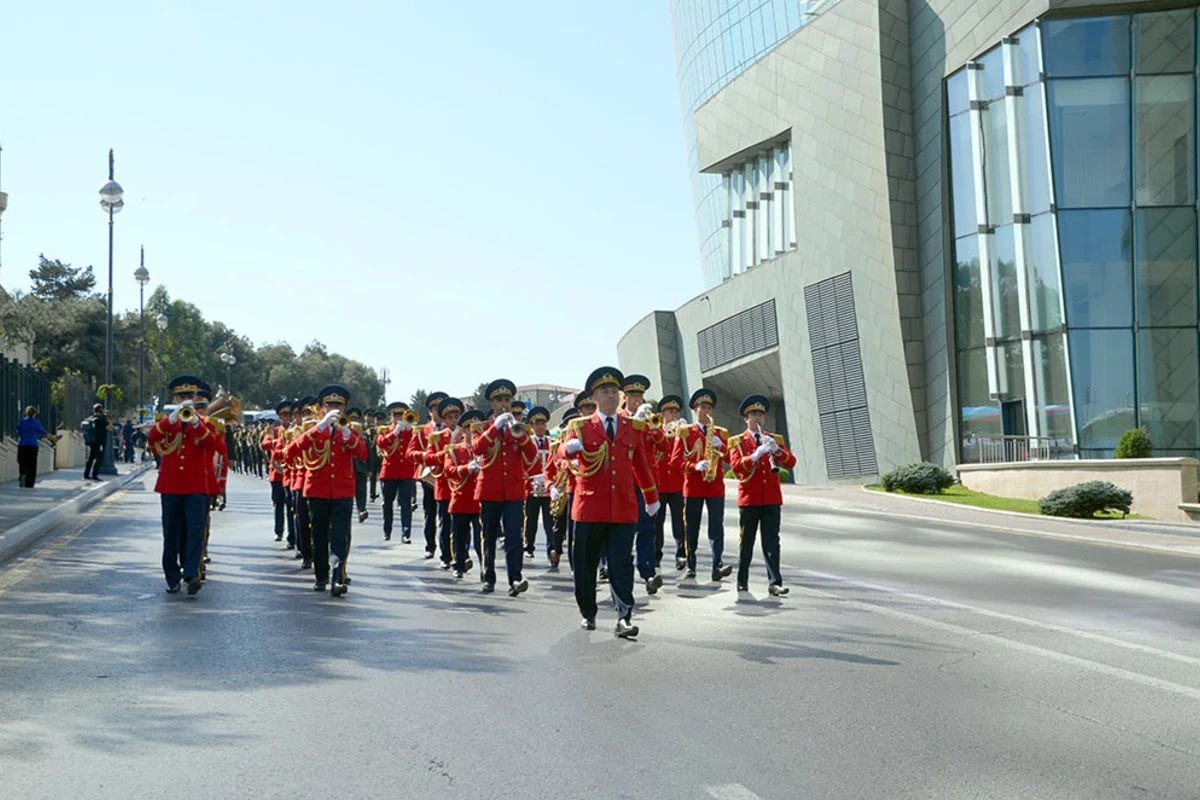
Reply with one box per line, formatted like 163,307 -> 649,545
206,389 -> 244,425
402,409 -> 420,426
757,423 -> 780,474
647,413 -> 663,429
510,420 -> 525,436
663,418 -> 684,436
178,405 -> 196,423
702,423 -> 727,482
336,414 -> 351,429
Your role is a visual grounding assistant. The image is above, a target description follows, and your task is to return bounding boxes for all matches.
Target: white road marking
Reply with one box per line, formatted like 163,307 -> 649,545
704,784 -> 766,800
799,568 -> 1200,670
795,580 -> 1200,701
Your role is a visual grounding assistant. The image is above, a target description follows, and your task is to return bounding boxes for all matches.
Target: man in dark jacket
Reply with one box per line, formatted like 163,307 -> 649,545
84,404 -> 113,480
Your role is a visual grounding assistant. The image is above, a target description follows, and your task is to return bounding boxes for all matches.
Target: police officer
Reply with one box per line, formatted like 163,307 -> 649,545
147,375 -> 221,596
728,395 -> 797,596
561,367 -> 660,638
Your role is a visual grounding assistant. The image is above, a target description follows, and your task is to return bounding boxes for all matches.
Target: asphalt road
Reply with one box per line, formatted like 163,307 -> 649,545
2,473 -> 1200,799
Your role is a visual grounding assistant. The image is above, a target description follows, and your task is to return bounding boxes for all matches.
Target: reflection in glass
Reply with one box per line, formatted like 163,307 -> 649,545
991,225 -> 1020,340
1027,214 -> 1063,332
1047,78 -> 1130,208
1136,208 -> 1197,327
1069,329 -> 1135,454
1000,340 -> 1026,400
949,113 -> 979,239
1032,334 -> 1074,439
1135,74 -> 1194,206
1059,210 -> 1133,328
983,102 -> 1012,225
1136,10 -> 1194,75
978,44 -> 1005,102
1042,16 -> 1130,78
953,235 -> 985,350
1020,86 -> 1051,215
947,70 -> 968,116
1137,328 -> 1200,450
1015,24 -> 1040,86
957,349 -> 1000,442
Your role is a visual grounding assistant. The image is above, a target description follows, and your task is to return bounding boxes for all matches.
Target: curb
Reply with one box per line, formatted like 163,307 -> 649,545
0,463 -> 153,566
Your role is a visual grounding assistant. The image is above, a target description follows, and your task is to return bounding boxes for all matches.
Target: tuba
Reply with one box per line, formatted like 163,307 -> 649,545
206,389 -> 244,425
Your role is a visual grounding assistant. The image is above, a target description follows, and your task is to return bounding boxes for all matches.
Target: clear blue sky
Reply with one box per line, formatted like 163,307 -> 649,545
0,1 -> 701,402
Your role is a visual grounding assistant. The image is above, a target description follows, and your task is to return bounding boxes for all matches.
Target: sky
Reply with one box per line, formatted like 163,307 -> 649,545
0,0 -> 702,403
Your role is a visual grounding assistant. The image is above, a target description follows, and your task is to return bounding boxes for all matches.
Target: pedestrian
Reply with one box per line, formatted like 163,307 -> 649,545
16,406 -> 58,488
123,418 -> 135,463
83,403 -> 113,481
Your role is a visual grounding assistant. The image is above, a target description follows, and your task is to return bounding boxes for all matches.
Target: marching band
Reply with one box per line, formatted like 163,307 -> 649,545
149,368 -> 797,639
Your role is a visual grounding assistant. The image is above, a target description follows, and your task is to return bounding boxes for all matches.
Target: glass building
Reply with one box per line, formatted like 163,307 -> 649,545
948,9 -> 1200,461
669,0 -> 836,287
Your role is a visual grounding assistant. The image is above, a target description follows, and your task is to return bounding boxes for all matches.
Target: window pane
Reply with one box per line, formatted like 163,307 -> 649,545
1047,78 -> 1131,208
1021,85 -> 1051,215
1134,74 -> 1194,206
1138,328 -> 1200,450
1042,16 -> 1131,78
947,70 -> 969,117
1136,10 -> 1194,74
957,349 -> 1000,457
1028,213 -> 1064,332
953,235 -> 986,350
1015,24 -> 1041,86
992,225 -> 1021,339
978,44 -> 1005,102
1000,340 -> 1026,400
983,101 -> 1012,224
949,112 -> 979,238
1059,209 -> 1133,328
1032,334 -> 1074,439
1069,329 -> 1135,454
1136,208 -> 1197,327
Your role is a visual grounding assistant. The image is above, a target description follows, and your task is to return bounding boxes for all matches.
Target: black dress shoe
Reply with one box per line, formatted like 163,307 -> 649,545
768,584 -> 790,597
440,561 -> 451,570
676,558 -> 687,571
313,581 -> 326,591
343,576 -> 351,585
712,564 -> 732,581
464,559 -> 473,572
331,582 -> 348,597
685,568 -> 696,579
452,569 -> 463,579
737,583 -> 749,592
424,550 -> 435,559
186,578 -> 202,596
302,560 -> 312,569
482,582 -> 495,594
293,551 -> 303,560
580,617 -> 596,631
275,533 -> 283,541
509,578 -> 528,597
549,551 -> 560,567
615,618 -> 639,639
598,567 -> 608,582
401,535 -> 411,544
358,511 -> 368,523
646,574 -> 663,595
285,542 -> 295,550
384,532 -> 391,541
165,583 -> 181,594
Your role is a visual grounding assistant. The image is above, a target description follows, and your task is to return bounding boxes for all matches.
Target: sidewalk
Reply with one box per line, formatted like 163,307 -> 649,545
0,462 -> 153,565
771,482 -> 1200,556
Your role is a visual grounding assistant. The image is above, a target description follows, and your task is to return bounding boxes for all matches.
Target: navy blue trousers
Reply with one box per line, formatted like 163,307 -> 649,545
684,495 -> 726,573
480,500 -> 524,586
381,478 -> 414,537
634,489 -> 657,580
436,499 -> 452,563
421,482 -> 437,552
308,497 -> 352,585
737,504 -> 783,588
161,493 -> 207,586
451,512 -> 480,571
574,521 -> 635,621
271,480 -> 287,537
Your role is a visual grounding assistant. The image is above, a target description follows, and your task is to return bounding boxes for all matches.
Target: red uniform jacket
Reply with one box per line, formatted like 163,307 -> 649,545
147,416 -> 221,496
444,442 -> 481,515
425,429 -> 453,501
544,445 -> 575,501
376,427 -> 416,481
560,413 -> 659,524
472,421 -> 538,503
287,425 -> 367,500
526,433 -> 553,498
655,432 -> 684,494
209,419 -> 229,494
262,428 -> 284,483
672,422 -> 729,499
728,430 -> 797,507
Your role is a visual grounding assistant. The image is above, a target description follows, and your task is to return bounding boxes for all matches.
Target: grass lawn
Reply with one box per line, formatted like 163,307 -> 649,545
865,484 -> 1146,520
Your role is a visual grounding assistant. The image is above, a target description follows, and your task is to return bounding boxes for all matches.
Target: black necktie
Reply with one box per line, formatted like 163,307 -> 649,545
606,417 -> 615,442
755,434 -> 762,446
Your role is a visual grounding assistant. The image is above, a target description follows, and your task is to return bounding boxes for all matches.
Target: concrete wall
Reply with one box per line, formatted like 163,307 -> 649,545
55,431 -> 87,469
617,311 -> 684,402
0,438 -> 58,482
959,458 -> 1199,521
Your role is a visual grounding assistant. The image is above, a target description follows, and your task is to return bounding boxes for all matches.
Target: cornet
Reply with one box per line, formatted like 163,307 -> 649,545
178,405 -> 196,423
647,413 -> 663,429
402,409 -> 420,426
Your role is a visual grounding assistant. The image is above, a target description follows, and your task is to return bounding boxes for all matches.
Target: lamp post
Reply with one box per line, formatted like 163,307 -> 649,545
135,251 -> 149,424
220,351 -> 237,394
156,313 -> 168,408
98,149 -> 124,475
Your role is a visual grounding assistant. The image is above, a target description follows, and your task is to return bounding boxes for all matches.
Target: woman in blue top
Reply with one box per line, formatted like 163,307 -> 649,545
17,406 -> 58,488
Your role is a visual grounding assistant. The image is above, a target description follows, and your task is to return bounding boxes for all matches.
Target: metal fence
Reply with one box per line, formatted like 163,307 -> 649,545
1,359 -> 57,440
961,435 -> 1078,465
60,373 -> 94,431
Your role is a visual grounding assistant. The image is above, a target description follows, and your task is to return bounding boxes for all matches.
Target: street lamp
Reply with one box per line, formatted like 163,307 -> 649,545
220,351 -> 237,394
156,313 -> 168,408
98,149 -> 124,476
135,251 -> 149,424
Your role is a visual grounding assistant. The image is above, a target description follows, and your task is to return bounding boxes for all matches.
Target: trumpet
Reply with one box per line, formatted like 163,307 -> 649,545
179,405 -> 196,423
336,414 -> 351,429
647,413 -> 663,429
510,420 -> 526,436
402,409 -> 420,426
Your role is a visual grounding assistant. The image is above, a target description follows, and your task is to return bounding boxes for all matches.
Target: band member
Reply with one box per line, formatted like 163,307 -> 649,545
654,395 -> 687,570
148,375 -> 221,596
472,379 -> 537,596
618,374 -> 665,595
377,401 -> 417,542
286,385 -> 367,596
365,409 -> 382,502
522,406 -> 553,560
561,367 -> 660,638
409,391 -> 449,556
729,395 -> 796,595
445,409 -> 484,578
571,392 -> 597,571
543,408 -> 577,568
195,383 -> 225,579
290,396 -> 317,568
672,388 -> 732,581
510,400 -> 526,422
264,401 -> 292,542
347,408 -> 370,523
430,396 -> 464,567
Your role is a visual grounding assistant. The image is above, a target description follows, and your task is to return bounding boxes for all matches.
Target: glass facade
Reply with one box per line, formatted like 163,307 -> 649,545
948,9 -> 1200,460
669,0 -> 838,287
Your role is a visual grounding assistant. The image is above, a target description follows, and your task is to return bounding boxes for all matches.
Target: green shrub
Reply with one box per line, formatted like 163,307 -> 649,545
881,462 -> 956,494
777,468 -> 790,483
1114,428 -> 1153,459
1038,481 -> 1132,519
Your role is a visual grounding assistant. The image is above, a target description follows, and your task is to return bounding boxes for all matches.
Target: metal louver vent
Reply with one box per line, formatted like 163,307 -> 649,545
697,300 -> 778,372
805,273 -> 878,479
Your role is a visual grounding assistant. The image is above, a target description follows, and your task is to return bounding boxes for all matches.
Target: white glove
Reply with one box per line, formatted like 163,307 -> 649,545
395,421 -> 412,434
340,425 -> 355,441
633,403 -> 653,421
180,399 -> 195,409
645,501 -> 661,516
565,439 -> 584,456
695,460 -> 709,474
532,474 -> 545,486
769,438 -> 782,453
317,409 -> 339,432
709,434 -> 723,449
168,408 -> 180,425
467,460 -> 481,475
493,412 -> 514,430
752,444 -> 772,462
550,486 -> 561,503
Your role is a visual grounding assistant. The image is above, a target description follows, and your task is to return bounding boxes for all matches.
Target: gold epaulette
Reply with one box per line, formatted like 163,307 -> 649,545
676,423 -> 691,437
630,418 -> 646,432
567,418 -> 584,434
772,433 -> 785,446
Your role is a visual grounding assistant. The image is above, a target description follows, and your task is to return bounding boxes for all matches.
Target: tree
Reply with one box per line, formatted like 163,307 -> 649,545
468,381 -> 491,411
409,389 -> 429,415
29,255 -> 97,301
